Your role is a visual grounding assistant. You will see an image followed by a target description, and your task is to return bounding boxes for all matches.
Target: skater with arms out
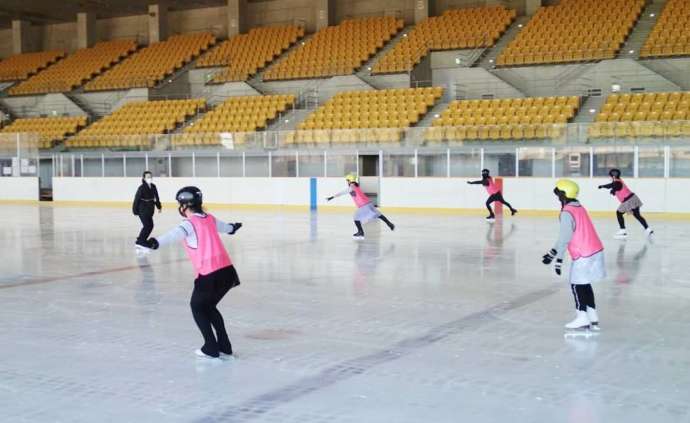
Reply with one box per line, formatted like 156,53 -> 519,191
467,169 -> 517,222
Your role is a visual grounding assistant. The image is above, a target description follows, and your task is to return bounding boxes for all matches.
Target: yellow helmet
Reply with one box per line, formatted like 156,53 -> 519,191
345,173 -> 358,183
555,179 -> 579,199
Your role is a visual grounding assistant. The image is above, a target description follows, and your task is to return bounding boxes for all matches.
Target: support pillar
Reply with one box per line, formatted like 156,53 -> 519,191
12,20 -> 35,54
315,0 -> 334,31
77,12 -> 97,49
148,3 -> 169,44
227,0 -> 248,38
414,0 -> 430,23
525,0 -> 542,16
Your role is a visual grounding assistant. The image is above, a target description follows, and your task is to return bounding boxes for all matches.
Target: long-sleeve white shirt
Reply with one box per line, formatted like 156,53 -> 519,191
156,213 -> 237,249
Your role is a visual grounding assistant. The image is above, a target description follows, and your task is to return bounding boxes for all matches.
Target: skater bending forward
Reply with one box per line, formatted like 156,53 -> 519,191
598,168 -> 653,239
141,186 -> 242,360
467,168 -> 517,222
326,173 -> 395,239
543,179 -> 606,331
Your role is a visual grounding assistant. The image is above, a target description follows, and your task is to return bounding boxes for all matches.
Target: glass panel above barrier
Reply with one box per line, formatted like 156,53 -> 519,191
483,148 -> 516,177
417,151 -> 447,177
638,146 -> 665,178
194,154 -> 219,178
554,147 -> 591,178
219,154 -> 243,177
518,147 -> 553,177
670,147 -> 690,178
449,148 -> 481,177
271,152 -> 297,177
592,146 -> 634,177
326,151 -> 357,177
297,151 -> 325,178
383,151 -> 415,177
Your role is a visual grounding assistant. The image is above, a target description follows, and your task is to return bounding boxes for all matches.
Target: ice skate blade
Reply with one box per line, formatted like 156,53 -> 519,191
485,218 -> 495,224
352,235 -> 365,240
219,352 -> 236,361
195,349 -> 222,362
564,328 -> 599,339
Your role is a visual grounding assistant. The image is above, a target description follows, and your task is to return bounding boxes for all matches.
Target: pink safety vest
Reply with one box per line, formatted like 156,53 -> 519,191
562,204 -> 604,260
183,214 -> 232,277
485,176 -> 500,195
614,179 -> 633,203
350,184 -> 371,208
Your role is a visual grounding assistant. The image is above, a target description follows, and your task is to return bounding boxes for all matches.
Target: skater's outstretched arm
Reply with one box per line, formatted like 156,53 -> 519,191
326,186 -> 352,201
146,221 -> 194,249
467,178 -> 488,185
215,218 -> 242,235
598,181 -> 622,195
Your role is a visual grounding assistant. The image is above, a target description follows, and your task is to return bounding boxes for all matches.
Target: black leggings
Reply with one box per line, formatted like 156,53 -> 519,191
571,284 -> 596,311
486,192 -> 515,217
616,208 -> 648,230
137,213 -> 154,243
190,266 -> 240,357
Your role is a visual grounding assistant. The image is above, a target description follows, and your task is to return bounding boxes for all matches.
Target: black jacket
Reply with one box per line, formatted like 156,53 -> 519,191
133,183 -> 162,216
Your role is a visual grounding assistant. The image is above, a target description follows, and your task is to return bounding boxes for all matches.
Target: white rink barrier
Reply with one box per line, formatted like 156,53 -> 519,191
51,177 -> 690,215
0,177 -> 39,201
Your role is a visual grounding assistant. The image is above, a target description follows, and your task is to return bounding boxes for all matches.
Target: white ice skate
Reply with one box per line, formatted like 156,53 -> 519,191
134,244 -> 151,256
485,217 -> 495,223
564,310 -> 591,331
219,352 -> 235,361
352,233 -> 365,240
586,307 -> 600,331
613,229 -> 628,240
646,228 -> 654,237
195,349 -> 221,361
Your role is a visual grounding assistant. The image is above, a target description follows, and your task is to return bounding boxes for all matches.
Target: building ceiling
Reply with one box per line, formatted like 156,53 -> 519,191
0,0 -> 231,29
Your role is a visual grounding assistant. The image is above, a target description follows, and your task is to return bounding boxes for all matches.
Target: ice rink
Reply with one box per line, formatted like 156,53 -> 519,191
2,204 -> 689,423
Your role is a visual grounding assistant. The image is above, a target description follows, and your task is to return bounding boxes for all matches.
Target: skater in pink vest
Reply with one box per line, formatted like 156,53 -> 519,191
543,179 -> 606,332
598,168 -> 653,239
141,186 -> 242,360
467,169 -> 517,222
326,173 -> 395,239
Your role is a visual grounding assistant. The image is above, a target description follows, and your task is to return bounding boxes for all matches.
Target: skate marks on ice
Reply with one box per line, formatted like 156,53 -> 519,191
195,286 -> 559,423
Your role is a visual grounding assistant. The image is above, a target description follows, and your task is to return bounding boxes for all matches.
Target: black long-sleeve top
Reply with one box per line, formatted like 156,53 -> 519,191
132,183 -> 161,215
599,180 -> 623,196
468,175 -> 490,186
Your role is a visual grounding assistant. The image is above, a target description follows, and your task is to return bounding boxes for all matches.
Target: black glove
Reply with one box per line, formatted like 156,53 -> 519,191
228,223 -> 242,235
145,238 -> 159,250
555,258 -> 563,275
466,181 -> 471,184
326,196 -> 334,202
542,249 -> 557,265
597,185 -> 604,189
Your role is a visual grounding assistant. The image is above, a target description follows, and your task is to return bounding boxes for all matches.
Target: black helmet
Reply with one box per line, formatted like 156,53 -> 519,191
609,168 -> 621,178
176,186 -> 203,208
481,168 -> 490,176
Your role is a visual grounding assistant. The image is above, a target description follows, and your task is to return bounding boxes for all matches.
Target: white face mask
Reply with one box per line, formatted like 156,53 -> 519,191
144,177 -> 152,184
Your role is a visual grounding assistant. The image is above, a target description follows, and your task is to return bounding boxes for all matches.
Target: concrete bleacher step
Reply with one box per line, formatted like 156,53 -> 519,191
619,1 -> 665,60
478,16 -> 531,70
640,58 -> 690,90
415,101 -> 450,127
572,95 -> 606,123
0,99 -> 16,121
63,92 -> 97,122
264,108 -> 312,132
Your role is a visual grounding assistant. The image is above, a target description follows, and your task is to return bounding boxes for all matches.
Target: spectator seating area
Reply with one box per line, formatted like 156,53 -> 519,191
8,40 -> 138,95
285,87 -> 443,144
66,99 -> 204,148
589,92 -> 690,137
373,6 -> 515,74
0,116 -> 87,149
263,17 -> 402,80
197,26 -> 304,83
84,33 -> 215,91
424,96 -> 580,141
175,94 -> 295,146
0,51 -> 65,82
497,0 -> 644,66
640,0 -> 690,57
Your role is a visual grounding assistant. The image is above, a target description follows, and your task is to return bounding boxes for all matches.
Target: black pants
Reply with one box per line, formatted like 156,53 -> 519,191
190,265 -> 240,357
616,208 -> 648,230
486,192 -> 515,217
136,213 -> 154,244
571,284 -> 595,311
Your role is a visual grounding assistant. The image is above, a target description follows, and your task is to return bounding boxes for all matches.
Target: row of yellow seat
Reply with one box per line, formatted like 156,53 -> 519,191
84,33 -> 215,91
178,95 -> 295,144
197,26 -> 304,82
0,51 -> 65,82
8,41 -> 137,95
67,99 -> 204,148
374,6 -> 515,74
497,0 -> 643,66
641,0 -> 690,57
0,116 -> 87,149
264,17 -> 402,81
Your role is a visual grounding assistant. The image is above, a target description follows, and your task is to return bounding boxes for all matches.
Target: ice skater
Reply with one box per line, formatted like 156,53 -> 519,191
598,168 -> 653,239
132,171 -> 162,250
140,186 -> 242,360
326,173 -> 395,239
542,179 -> 605,332
467,169 -> 517,222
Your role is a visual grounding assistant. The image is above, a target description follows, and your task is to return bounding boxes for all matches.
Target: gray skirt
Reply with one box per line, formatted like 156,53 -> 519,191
617,194 -> 643,214
354,203 -> 382,223
569,250 -> 606,285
